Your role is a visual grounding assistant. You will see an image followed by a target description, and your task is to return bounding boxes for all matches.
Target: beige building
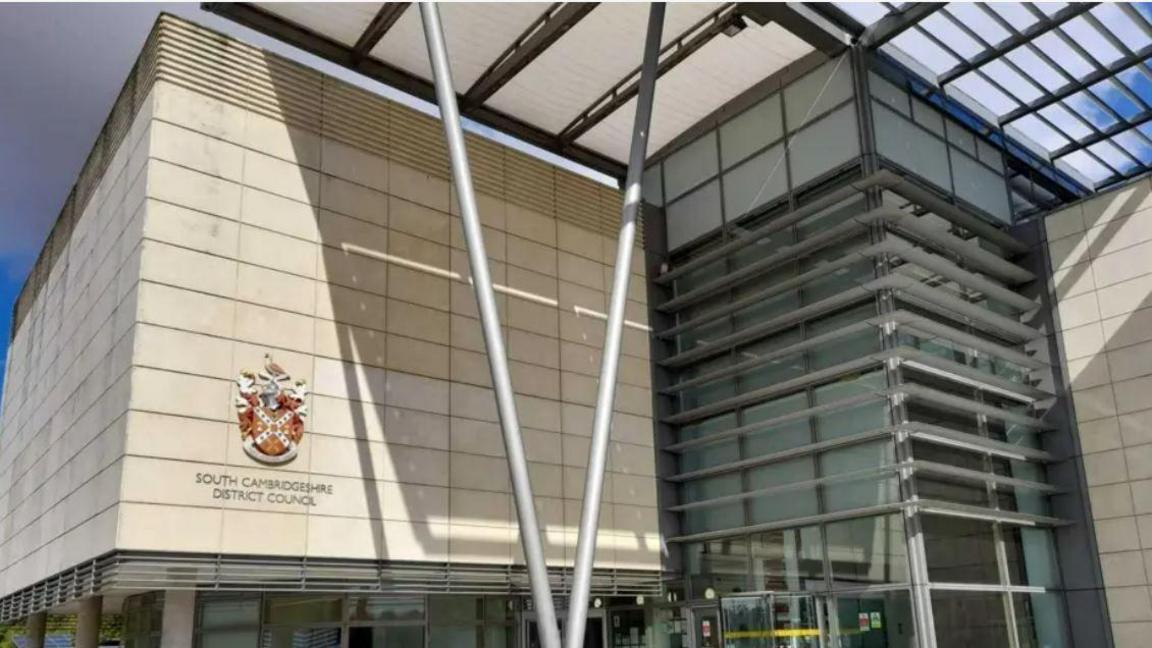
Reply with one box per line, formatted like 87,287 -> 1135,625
0,14 -> 659,647
8,3 -> 1152,647
1045,179 -> 1152,647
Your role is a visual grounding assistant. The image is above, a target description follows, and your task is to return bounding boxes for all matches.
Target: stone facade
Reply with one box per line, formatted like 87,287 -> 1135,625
0,15 -> 660,602
1046,177 -> 1152,648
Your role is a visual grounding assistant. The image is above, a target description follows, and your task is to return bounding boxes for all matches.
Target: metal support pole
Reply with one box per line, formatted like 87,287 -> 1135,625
565,5 -> 665,647
419,6 -> 561,648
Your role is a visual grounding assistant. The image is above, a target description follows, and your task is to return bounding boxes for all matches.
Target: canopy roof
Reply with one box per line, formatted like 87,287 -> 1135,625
826,2 -> 1152,190
206,1 -> 1152,195
204,2 -> 837,178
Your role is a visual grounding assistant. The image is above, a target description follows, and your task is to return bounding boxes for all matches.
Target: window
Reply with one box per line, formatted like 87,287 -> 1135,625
197,595 -> 260,648
826,514 -> 909,587
750,525 -> 823,591
686,538 -> 751,597
931,591 -> 1011,648
922,516 -> 1000,585
427,596 -> 515,648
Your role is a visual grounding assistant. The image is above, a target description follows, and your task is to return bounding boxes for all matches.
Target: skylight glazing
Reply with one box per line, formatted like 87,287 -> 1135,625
836,2 -> 1152,191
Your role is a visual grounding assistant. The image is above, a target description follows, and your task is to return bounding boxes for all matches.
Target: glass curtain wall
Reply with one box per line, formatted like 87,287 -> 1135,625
647,52 -> 1069,648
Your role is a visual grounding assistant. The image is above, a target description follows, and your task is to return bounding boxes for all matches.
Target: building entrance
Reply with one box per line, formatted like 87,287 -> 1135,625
523,609 -> 607,648
721,594 -> 824,648
721,591 -> 912,648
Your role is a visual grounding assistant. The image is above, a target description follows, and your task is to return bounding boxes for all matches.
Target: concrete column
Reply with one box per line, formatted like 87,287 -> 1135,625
161,590 -> 196,648
74,596 -> 102,648
25,611 -> 46,648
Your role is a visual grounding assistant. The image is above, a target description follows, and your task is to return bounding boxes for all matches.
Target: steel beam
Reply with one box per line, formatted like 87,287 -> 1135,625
858,2 -> 941,48
936,2 -> 1097,86
351,3 -> 410,60
419,6 -> 561,648
563,5 -> 664,648
741,2 -> 852,55
201,2 -> 627,179
465,3 -> 598,105
560,4 -> 741,144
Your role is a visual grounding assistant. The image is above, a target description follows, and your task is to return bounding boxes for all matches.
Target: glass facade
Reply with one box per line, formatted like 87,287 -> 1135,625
646,52 -> 1069,648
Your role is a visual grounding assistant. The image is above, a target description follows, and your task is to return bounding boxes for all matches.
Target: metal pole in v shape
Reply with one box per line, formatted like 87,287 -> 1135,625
419,5 -> 561,648
565,4 -> 665,647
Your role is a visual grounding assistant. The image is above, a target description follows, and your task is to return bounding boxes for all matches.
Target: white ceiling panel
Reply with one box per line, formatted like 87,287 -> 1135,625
255,2 -> 380,48
485,3 -> 722,133
370,3 -> 551,90
576,23 -> 814,161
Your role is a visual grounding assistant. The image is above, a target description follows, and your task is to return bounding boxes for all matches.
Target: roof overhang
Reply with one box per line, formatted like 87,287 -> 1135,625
203,2 -> 836,180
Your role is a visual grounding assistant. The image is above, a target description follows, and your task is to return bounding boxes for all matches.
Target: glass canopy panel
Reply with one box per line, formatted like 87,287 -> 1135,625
1032,32 -> 1096,80
1117,67 -> 1152,107
1062,17 -> 1126,67
1092,4 -> 1152,52
1039,103 -> 1094,141
1058,150 -> 1113,184
1114,129 -> 1152,165
1065,90 -> 1120,130
944,4 -> 1011,47
1088,141 -> 1139,176
950,74 -> 1020,116
981,61 -> 1043,104
987,3 -> 1041,32
832,2 -> 891,27
1036,3 -> 1069,19
919,13 -> 984,60
1009,115 -> 1071,152
1005,47 -> 1069,94
886,29 -> 961,76
1091,80 -> 1148,121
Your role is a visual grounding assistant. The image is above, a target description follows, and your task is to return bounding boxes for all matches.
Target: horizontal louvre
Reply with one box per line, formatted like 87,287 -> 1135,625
10,13 -> 634,341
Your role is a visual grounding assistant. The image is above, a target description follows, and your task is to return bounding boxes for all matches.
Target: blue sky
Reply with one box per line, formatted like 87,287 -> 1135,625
0,3 -> 610,399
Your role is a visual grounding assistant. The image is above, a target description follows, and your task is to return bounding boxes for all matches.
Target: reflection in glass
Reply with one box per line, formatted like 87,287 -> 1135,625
922,516 -> 1000,584
835,590 -> 916,648
1013,592 -> 1068,648
1003,526 -> 1060,588
931,590 -> 1011,648
263,594 -> 342,625
826,514 -> 909,586
686,538 -> 751,597
262,627 -> 341,648
198,595 -> 261,648
750,525 -> 823,591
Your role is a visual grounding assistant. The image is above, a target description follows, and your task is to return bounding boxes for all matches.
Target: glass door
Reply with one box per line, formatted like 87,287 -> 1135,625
689,606 -> 721,648
770,594 -> 822,648
720,594 -> 825,648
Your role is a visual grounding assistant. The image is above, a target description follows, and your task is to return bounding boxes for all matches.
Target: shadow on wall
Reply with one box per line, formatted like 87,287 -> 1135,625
1048,182 -> 1152,427
261,55 -> 655,572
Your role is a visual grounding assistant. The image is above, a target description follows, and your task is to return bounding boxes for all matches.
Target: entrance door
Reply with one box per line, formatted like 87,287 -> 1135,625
720,593 -> 825,648
688,606 -> 720,648
769,594 -> 823,648
524,610 -> 607,648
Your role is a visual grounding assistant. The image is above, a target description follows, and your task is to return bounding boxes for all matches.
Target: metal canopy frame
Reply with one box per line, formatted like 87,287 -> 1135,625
464,2 -> 598,105
201,2 -> 627,178
815,1 -> 1152,192
206,1 -> 1152,199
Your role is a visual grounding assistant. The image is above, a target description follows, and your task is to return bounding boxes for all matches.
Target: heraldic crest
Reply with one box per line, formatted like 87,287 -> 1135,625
234,354 -> 309,464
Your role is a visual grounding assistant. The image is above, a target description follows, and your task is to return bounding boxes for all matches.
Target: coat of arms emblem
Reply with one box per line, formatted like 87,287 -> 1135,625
234,355 -> 309,464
